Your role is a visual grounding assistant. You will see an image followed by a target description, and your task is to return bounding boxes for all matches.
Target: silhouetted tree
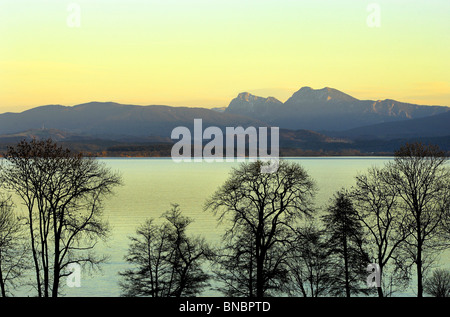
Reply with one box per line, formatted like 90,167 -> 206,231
211,221 -> 291,297
0,139 -> 122,297
322,190 -> 370,297
119,204 -> 211,297
205,160 -> 316,297
423,268 -> 450,297
284,221 -> 338,297
385,142 -> 450,297
210,226 -> 257,297
351,167 -> 411,297
0,195 -> 29,297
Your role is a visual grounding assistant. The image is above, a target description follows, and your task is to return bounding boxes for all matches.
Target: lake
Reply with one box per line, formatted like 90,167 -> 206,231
12,157 -> 448,297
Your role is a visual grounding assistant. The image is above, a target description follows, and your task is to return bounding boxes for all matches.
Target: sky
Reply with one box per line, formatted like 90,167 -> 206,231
0,0 -> 449,112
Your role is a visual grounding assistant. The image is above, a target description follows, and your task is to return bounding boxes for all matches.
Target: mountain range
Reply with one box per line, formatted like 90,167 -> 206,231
225,87 -> 448,131
0,102 -> 265,138
0,86 -> 448,155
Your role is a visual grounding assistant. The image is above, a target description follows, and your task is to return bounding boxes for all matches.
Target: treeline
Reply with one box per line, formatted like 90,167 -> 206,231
0,140 -> 440,158
119,142 -> 450,298
99,146 -> 381,157
0,140 -> 449,298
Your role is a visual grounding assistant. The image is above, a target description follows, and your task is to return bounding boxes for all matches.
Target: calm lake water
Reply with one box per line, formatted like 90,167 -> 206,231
12,157 -> 449,297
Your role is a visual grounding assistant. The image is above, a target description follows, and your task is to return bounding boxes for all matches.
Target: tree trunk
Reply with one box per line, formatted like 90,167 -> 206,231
256,249 -> 264,297
377,286 -> 384,297
52,216 -> 62,297
343,237 -> 350,297
52,266 -> 60,297
256,211 -> 265,298
417,245 -> 423,297
249,243 -> 254,297
0,260 -> 6,297
377,263 -> 384,297
28,208 -> 42,297
255,239 -> 265,297
52,241 -> 61,298
416,213 -> 423,298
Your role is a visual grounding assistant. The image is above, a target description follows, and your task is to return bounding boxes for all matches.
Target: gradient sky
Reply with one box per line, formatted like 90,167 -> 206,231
0,0 -> 449,112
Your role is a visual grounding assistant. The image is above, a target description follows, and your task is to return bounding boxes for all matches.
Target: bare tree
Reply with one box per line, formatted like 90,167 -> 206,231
205,160 -> 316,297
119,204 -> 211,297
119,218 -> 169,297
0,195 -> 29,297
210,228 -> 257,297
322,190 -> 370,297
211,222 -> 290,297
385,142 -> 450,297
284,221 -> 337,297
351,166 -> 411,297
0,139 -> 122,297
423,268 -> 450,297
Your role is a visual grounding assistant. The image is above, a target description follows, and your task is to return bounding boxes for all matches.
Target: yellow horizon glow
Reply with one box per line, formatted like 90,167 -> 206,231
1,0 -> 449,113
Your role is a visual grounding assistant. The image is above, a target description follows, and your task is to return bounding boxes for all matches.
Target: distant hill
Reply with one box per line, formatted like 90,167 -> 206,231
210,107 -> 226,112
3,88 -> 447,139
0,126 -> 354,157
1,86 -> 448,155
278,128 -> 349,146
331,110 -> 450,140
0,102 -> 267,138
226,93 -> 283,118
224,87 -> 449,131
0,128 -> 78,142
0,128 -> 173,144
